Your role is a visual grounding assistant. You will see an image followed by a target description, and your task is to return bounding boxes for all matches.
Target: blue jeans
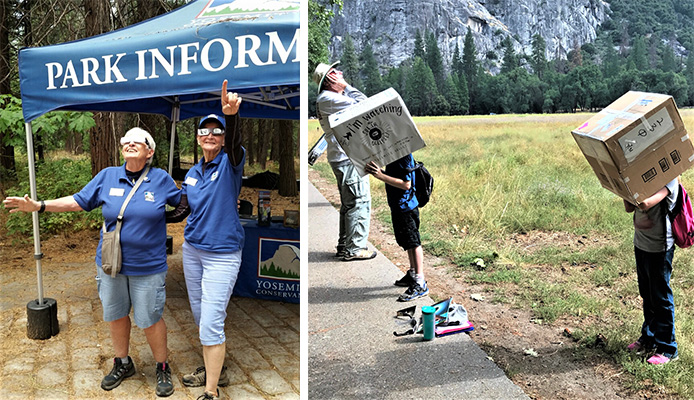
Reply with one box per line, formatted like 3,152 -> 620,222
634,246 -> 677,357
331,161 -> 371,255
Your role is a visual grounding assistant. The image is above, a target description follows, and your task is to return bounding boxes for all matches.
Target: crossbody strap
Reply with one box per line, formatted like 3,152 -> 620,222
102,165 -> 151,277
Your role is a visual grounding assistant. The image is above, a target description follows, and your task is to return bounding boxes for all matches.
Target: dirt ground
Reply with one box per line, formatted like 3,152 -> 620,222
0,186 -> 299,398
309,168 -> 678,400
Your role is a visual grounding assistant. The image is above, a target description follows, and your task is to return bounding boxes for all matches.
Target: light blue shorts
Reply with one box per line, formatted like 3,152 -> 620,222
182,240 -> 242,346
95,266 -> 167,329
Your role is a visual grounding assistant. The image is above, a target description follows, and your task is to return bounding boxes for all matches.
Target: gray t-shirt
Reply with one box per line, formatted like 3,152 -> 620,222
633,178 -> 679,252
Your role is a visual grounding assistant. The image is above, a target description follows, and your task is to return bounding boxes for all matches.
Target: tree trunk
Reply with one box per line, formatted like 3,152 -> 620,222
0,0 -> 15,176
278,120 -> 297,197
243,118 -> 255,165
256,119 -> 268,169
85,0 -> 117,176
270,126 -> 280,161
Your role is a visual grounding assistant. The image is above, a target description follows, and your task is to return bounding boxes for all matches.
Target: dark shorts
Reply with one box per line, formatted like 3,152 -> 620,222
391,208 -> 421,251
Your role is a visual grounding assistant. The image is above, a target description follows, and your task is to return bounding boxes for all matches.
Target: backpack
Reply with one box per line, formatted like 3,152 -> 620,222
406,160 -> 434,207
668,183 -> 694,248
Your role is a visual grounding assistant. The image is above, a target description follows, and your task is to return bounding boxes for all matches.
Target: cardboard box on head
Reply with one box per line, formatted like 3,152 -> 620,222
572,91 -> 694,205
328,88 -> 426,176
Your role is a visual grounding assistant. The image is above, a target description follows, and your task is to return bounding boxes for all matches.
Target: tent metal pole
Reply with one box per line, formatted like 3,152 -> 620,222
168,97 -> 179,176
25,122 -> 44,304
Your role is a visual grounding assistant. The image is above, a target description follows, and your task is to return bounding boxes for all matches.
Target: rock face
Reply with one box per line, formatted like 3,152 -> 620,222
328,0 -> 610,73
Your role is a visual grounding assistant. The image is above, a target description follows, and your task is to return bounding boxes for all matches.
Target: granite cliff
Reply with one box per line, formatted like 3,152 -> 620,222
328,0 -> 610,73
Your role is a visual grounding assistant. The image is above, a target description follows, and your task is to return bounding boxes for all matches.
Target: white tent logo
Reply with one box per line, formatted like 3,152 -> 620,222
200,0 -> 300,18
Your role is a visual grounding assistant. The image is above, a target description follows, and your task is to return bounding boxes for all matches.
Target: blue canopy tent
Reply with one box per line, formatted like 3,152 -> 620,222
17,0 -> 299,337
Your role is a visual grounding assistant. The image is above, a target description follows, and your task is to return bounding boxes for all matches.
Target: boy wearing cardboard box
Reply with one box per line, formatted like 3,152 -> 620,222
365,157 -> 428,301
572,91 -> 686,365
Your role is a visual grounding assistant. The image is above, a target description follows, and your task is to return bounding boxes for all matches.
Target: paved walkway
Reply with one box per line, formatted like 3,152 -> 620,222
0,246 -> 299,399
308,182 -> 529,399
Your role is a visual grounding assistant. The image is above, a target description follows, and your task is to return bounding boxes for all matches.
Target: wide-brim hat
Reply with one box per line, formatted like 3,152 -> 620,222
313,61 -> 340,94
199,114 -> 226,130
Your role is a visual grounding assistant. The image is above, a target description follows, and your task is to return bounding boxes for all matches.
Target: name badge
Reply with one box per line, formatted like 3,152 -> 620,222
109,188 -> 125,197
185,177 -> 198,187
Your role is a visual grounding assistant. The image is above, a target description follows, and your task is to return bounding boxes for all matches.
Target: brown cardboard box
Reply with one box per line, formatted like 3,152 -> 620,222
572,91 -> 694,204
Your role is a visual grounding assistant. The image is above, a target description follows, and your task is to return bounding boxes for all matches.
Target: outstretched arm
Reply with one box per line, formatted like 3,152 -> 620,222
221,79 -> 244,166
3,194 -> 83,213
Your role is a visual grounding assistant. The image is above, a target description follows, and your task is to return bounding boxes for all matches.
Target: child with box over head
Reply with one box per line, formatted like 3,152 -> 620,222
623,178 -> 679,365
365,156 -> 428,301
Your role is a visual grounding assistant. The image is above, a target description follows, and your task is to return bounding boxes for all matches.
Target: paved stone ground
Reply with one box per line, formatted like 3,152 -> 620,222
0,250 -> 300,400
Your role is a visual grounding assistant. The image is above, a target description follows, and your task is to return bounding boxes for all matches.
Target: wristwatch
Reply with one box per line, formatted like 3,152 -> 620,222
38,200 -> 46,213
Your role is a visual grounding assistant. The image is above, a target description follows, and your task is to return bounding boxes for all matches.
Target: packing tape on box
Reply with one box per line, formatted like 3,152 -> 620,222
682,134 -> 690,142
623,177 -> 630,183
690,154 -> 694,162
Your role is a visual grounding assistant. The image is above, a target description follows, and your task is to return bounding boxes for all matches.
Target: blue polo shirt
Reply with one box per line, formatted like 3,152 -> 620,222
73,165 -> 181,276
385,154 -> 419,212
182,149 -> 246,253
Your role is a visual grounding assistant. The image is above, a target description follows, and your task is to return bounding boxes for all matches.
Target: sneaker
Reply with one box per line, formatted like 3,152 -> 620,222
397,282 -> 429,302
647,352 -> 679,365
394,270 -> 416,287
155,362 -> 174,397
197,389 -> 220,400
342,249 -> 377,261
182,366 -> 229,387
335,246 -> 346,258
101,356 -> 136,391
626,339 -> 655,355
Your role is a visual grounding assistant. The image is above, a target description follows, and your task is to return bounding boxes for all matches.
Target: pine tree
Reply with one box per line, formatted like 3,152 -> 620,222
405,57 -> 438,116
414,29 -> 425,60
341,34 -> 362,90
501,36 -> 518,74
360,42 -> 382,95
462,27 -> 479,112
629,35 -> 648,71
452,42 -> 464,78
425,30 -> 445,90
530,34 -> 547,79
660,44 -> 677,73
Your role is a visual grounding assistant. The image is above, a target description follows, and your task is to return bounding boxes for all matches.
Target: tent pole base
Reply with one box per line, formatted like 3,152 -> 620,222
26,298 -> 59,340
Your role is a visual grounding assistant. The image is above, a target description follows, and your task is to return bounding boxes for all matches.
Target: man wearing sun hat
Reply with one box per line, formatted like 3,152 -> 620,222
313,61 -> 377,261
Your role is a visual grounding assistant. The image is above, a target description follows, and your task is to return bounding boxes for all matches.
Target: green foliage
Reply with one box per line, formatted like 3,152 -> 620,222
308,0 -> 343,72
341,34 -> 362,89
0,95 -> 26,147
425,31 -> 445,91
360,43 -> 382,96
4,158 -> 102,240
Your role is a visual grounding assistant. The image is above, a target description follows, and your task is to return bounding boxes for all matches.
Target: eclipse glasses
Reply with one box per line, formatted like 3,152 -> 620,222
120,137 -> 151,148
197,128 -> 225,136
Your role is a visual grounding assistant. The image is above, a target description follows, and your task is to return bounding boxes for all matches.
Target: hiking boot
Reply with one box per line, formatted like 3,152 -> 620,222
647,352 -> 679,365
182,366 -> 229,387
155,362 -> 174,397
397,282 -> 429,302
394,270 -> 416,287
342,249 -> 377,261
101,356 -> 136,391
627,339 -> 655,355
197,389 -> 220,400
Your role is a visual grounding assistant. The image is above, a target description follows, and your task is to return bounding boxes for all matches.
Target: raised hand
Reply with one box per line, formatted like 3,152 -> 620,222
221,80 -> 242,115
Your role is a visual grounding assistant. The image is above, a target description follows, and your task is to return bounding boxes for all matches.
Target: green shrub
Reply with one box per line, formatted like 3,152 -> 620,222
5,158 -> 102,240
